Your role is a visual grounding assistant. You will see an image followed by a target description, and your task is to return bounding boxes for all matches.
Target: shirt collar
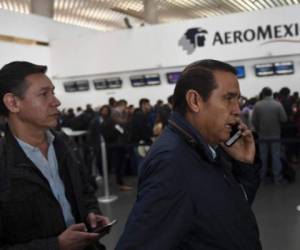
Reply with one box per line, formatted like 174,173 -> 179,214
208,145 -> 217,160
169,112 -> 217,162
263,96 -> 273,100
15,130 -> 54,152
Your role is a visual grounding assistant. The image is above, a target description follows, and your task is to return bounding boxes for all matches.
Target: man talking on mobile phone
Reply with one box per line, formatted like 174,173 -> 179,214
0,61 -> 110,250
116,59 -> 261,250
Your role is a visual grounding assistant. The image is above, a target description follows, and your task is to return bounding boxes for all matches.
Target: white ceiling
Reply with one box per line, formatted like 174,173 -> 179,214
0,0 -> 299,32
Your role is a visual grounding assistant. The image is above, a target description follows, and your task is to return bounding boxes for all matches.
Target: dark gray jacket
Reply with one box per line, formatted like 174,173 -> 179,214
252,96 -> 287,139
116,112 -> 261,250
0,126 -> 102,250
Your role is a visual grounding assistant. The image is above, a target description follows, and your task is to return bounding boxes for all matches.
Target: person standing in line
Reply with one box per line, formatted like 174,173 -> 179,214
252,87 -> 287,184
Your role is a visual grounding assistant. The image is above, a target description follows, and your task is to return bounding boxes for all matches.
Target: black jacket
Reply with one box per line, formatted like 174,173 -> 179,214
116,112 -> 261,250
0,126 -> 102,250
129,110 -> 153,144
88,116 -> 129,149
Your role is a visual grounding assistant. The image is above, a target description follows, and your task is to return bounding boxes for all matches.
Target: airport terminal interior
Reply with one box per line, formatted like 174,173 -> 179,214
1,0 -> 300,250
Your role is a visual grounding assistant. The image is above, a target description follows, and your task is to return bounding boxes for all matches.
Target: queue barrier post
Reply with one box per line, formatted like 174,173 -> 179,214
97,135 -> 118,203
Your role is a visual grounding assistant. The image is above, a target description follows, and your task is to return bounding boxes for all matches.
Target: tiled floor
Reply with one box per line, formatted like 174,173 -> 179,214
97,172 -> 300,250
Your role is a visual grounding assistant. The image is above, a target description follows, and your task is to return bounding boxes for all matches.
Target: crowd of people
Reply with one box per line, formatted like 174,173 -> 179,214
56,96 -> 173,190
42,85 -> 299,188
241,86 -> 300,184
0,59 -> 300,250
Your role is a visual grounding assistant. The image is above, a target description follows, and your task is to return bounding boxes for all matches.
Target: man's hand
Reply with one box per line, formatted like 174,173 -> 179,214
86,212 -> 110,229
58,223 -> 100,250
221,121 -> 255,164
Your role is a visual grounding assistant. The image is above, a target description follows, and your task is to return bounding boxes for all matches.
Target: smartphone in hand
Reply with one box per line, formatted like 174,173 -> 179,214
90,219 -> 117,234
224,124 -> 242,147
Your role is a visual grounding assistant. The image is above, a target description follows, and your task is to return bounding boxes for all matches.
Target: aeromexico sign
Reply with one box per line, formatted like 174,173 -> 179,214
179,23 -> 300,55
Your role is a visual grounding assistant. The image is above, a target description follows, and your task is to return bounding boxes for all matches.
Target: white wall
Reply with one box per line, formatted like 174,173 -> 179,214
0,41 -> 50,73
0,9 -> 95,75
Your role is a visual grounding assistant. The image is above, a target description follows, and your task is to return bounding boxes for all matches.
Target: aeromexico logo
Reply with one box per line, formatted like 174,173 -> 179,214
179,23 -> 300,54
179,28 -> 208,54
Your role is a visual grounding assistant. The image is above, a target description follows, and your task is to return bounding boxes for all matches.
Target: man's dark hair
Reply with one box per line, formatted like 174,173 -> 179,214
293,91 -> 299,99
99,104 -> 111,118
0,61 -> 47,116
279,87 -> 291,98
139,98 -> 150,108
108,97 -> 116,106
261,87 -> 273,98
173,59 -> 236,115
273,92 -> 279,100
117,99 -> 127,106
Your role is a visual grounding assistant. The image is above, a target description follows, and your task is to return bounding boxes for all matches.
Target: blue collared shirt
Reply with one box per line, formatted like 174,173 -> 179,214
16,131 -> 75,227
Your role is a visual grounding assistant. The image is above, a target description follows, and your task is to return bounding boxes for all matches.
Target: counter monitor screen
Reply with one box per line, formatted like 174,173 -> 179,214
107,77 -> 122,89
235,66 -> 245,79
255,63 -> 274,77
274,61 -> 294,75
94,79 -> 108,90
64,81 -> 77,92
130,75 -> 147,87
166,72 -> 182,84
76,80 -> 89,91
145,74 -> 161,86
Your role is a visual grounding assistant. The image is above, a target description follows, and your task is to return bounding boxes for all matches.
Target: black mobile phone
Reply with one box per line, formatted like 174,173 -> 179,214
224,124 -> 242,147
91,219 -> 117,234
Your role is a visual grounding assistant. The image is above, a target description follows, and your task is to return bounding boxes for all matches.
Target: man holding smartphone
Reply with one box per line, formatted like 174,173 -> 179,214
117,59 -> 261,250
0,61 -> 109,250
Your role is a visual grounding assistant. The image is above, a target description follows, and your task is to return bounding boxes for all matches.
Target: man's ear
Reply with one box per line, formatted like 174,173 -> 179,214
3,93 -> 21,114
185,90 -> 204,113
